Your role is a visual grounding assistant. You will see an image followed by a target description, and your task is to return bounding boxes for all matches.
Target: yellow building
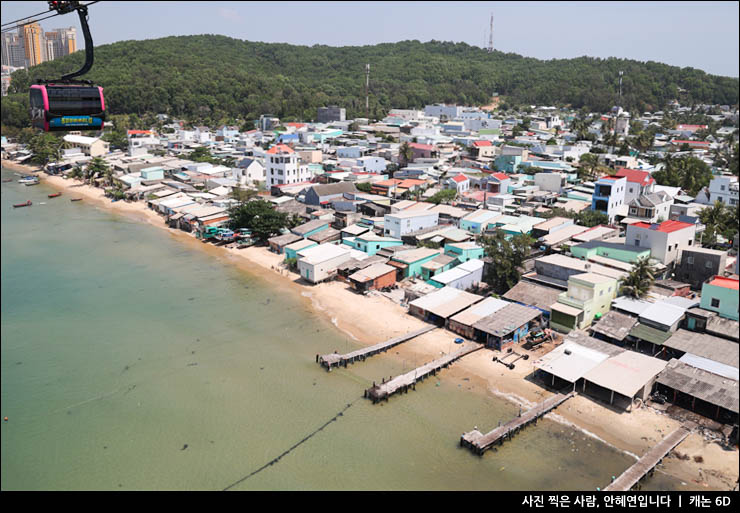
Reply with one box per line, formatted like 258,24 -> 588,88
22,23 -> 43,67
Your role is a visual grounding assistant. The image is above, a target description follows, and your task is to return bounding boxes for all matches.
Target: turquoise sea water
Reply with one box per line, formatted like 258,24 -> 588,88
0,169 -> 686,491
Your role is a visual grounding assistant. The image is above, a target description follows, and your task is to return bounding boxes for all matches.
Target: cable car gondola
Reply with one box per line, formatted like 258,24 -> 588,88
29,1 -> 105,132
30,83 -> 105,131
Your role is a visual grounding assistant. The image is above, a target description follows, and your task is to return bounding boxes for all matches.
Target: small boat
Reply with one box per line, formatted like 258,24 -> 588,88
13,200 -> 32,208
19,176 -> 40,186
70,198 -> 83,202
2,178 -> 12,183
48,192 -> 62,198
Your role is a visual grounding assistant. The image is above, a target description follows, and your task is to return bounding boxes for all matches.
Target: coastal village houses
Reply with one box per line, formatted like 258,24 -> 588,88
7,96 -> 739,443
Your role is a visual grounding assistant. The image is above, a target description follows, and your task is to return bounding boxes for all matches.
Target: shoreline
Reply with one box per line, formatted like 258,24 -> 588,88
3,158 -> 737,490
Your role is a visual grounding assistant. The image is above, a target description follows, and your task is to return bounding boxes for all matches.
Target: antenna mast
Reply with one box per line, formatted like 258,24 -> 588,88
618,71 -> 624,106
365,63 -> 370,120
487,13 -> 494,53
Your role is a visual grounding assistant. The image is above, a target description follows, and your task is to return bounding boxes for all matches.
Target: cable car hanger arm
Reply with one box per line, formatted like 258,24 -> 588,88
45,1 -> 94,82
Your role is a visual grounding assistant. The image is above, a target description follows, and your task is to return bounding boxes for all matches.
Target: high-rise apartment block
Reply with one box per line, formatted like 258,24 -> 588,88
1,25 -> 77,69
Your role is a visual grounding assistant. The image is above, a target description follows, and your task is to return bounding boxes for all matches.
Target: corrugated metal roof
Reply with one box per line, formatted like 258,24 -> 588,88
449,297 -> 510,327
679,353 -> 739,381
663,329 -> 739,368
656,359 -> 738,413
348,263 -> 396,283
503,281 -> 562,311
584,351 -> 667,398
638,302 -> 686,327
590,311 -> 637,342
409,287 -> 484,319
629,323 -> 673,345
473,303 -> 542,337
533,341 -> 610,383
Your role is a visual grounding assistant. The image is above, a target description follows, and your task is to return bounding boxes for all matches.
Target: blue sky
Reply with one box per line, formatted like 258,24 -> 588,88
3,1 -> 738,77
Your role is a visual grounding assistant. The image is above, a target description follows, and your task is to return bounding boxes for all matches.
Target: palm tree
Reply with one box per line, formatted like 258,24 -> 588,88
85,157 -> 110,186
619,257 -> 657,299
398,141 -> 414,167
578,153 -> 599,181
698,200 -> 736,248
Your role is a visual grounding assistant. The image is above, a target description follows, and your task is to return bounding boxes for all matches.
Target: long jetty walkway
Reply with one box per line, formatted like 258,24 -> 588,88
460,391 -> 576,455
604,423 -> 694,491
317,326 -> 437,371
365,343 -> 482,403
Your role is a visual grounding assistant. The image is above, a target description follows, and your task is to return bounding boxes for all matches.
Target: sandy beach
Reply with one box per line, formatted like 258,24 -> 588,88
3,158 -> 737,490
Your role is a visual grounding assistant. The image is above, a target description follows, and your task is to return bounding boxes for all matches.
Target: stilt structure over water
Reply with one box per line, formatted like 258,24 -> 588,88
365,343 -> 482,403
317,326 -> 437,371
460,391 -> 576,455
604,423 -> 695,491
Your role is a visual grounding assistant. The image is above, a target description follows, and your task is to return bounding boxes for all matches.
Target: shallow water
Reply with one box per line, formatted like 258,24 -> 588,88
1,169 -> 687,491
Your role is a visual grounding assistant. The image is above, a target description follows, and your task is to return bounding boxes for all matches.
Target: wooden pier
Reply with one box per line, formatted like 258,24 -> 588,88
604,423 -> 694,491
317,325 -> 437,371
364,343 -> 482,403
460,391 -> 576,455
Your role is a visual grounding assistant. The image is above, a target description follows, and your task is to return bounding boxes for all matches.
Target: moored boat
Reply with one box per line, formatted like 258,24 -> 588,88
13,200 -> 32,208
19,176 -> 40,185
70,198 -> 83,202
48,192 -> 62,198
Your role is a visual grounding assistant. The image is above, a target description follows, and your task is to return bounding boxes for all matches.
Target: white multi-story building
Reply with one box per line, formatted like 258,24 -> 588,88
383,210 -> 439,239
265,144 -> 310,187
700,175 -> 739,207
627,191 -> 673,223
591,175 -> 627,224
625,220 -> 697,265
614,168 -> 656,203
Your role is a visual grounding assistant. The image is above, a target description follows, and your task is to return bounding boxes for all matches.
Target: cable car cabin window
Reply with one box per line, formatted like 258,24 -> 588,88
47,87 -> 104,115
30,88 -> 46,131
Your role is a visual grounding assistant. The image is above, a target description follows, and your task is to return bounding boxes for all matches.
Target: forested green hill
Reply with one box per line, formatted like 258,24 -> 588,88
3,35 -> 738,127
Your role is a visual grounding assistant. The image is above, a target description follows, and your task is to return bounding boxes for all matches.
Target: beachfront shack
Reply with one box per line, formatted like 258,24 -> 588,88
581,351 -> 668,410
296,243 -> 352,284
284,238 -> 318,261
408,286 -> 484,326
348,263 -> 397,293
268,233 -> 303,254
503,280 -> 562,319
447,297 -> 510,339
654,358 -> 738,425
471,303 -> 544,350
534,332 -> 623,390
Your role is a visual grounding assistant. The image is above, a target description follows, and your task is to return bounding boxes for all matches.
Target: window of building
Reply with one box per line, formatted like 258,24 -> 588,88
687,256 -> 694,265
711,298 -> 720,308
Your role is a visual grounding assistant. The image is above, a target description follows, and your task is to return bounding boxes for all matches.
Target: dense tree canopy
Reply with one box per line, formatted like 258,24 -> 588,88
3,36 -> 738,130
480,231 -> 534,295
